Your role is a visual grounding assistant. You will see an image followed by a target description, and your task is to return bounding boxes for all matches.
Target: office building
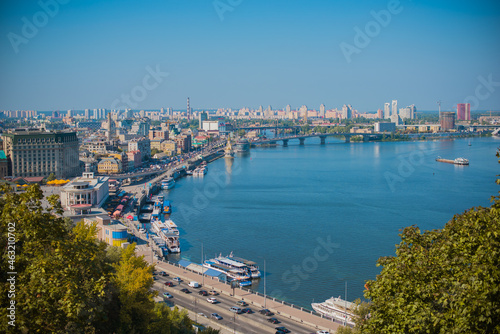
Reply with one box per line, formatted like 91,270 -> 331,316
374,122 -> 396,133
2,129 -> 79,178
457,103 -> 471,121
199,112 -> 208,128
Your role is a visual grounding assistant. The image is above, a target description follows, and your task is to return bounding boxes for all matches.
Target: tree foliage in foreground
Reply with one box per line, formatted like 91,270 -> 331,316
355,182 -> 500,332
0,185 -> 208,333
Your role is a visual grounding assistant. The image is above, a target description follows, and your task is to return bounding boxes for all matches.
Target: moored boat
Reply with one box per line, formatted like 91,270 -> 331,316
161,177 -> 175,190
311,296 -> 356,326
235,138 -> 250,153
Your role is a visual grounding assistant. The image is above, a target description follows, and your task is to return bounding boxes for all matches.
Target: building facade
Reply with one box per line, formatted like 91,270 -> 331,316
97,157 -> 122,174
440,112 -> 456,131
457,103 -> 471,121
374,122 -> 396,133
128,138 -> 151,160
60,170 -> 109,214
84,215 -> 128,247
0,150 -> 8,179
2,129 -> 79,178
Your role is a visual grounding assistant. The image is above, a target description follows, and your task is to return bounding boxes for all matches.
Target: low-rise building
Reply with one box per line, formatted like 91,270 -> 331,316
84,215 -> 128,247
60,169 -> 109,214
98,157 -> 122,174
161,140 -> 177,156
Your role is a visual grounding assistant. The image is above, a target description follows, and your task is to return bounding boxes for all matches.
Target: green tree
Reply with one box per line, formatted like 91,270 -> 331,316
0,185 -> 113,333
358,173 -> 500,333
47,173 -> 56,182
113,244 -> 156,333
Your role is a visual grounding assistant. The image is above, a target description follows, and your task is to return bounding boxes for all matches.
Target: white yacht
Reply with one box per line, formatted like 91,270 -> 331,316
161,177 -> 175,190
311,296 -> 356,326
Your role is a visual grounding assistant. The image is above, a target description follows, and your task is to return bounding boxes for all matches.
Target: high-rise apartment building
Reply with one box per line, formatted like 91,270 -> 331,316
319,104 -> 326,117
2,129 -> 80,178
384,103 -> 391,119
391,100 -> 398,116
457,103 -> 471,121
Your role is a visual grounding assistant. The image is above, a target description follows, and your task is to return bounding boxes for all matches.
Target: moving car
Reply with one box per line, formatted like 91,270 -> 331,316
207,297 -> 218,304
229,306 -> 242,314
275,327 -> 290,333
267,317 -> 280,324
211,313 -> 223,320
164,281 -> 174,287
259,309 -> 274,316
180,288 -> 191,294
162,292 -> 173,299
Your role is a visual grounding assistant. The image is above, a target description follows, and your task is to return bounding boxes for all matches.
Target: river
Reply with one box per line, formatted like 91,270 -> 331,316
160,136 -> 499,309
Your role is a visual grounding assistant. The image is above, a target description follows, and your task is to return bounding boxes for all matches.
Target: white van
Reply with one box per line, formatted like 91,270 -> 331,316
229,306 -> 242,314
188,281 -> 200,288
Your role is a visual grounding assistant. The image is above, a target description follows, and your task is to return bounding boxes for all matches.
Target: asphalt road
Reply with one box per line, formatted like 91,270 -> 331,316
152,274 -> 325,334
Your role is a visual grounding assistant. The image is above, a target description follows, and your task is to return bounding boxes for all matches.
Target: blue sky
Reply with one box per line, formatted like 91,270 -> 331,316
1,0 -> 499,112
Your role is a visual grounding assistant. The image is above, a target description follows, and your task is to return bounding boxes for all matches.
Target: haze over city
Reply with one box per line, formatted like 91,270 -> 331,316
1,0 -> 499,112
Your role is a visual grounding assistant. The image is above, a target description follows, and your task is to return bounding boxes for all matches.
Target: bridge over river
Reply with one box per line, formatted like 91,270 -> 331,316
252,132 -> 382,146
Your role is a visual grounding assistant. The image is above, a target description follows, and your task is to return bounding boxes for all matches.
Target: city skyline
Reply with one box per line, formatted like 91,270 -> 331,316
0,0 -> 499,112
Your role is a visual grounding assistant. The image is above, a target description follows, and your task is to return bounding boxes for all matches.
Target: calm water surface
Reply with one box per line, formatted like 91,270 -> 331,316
161,136 -> 499,309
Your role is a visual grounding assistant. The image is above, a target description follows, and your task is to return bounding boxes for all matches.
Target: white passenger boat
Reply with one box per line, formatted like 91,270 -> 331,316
161,177 -> 175,190
150,197 -> 180,253
311,296 -> 356,326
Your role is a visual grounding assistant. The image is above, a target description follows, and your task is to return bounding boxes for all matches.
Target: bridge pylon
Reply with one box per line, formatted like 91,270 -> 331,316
299,138 -> 305,145
282,139 -> 289,147
319,135 -> 327,145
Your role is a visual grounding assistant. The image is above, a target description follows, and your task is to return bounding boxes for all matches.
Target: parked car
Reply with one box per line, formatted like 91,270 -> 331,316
267,317 -> 280,324
211,313 -> 223,320
207,297 -> 218,304
162,292 -> 173,299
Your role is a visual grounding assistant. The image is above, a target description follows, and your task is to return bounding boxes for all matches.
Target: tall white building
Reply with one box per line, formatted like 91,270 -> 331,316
286,105 -> 291,113
399,104 -> 416,120
391,100 -> 398,116
319,104 -> 326,117
342,104 -> 352,119
384,103 -> 391,119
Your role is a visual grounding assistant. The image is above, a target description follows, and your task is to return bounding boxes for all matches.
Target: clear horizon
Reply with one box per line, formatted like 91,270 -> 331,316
1,0 -> 499,112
